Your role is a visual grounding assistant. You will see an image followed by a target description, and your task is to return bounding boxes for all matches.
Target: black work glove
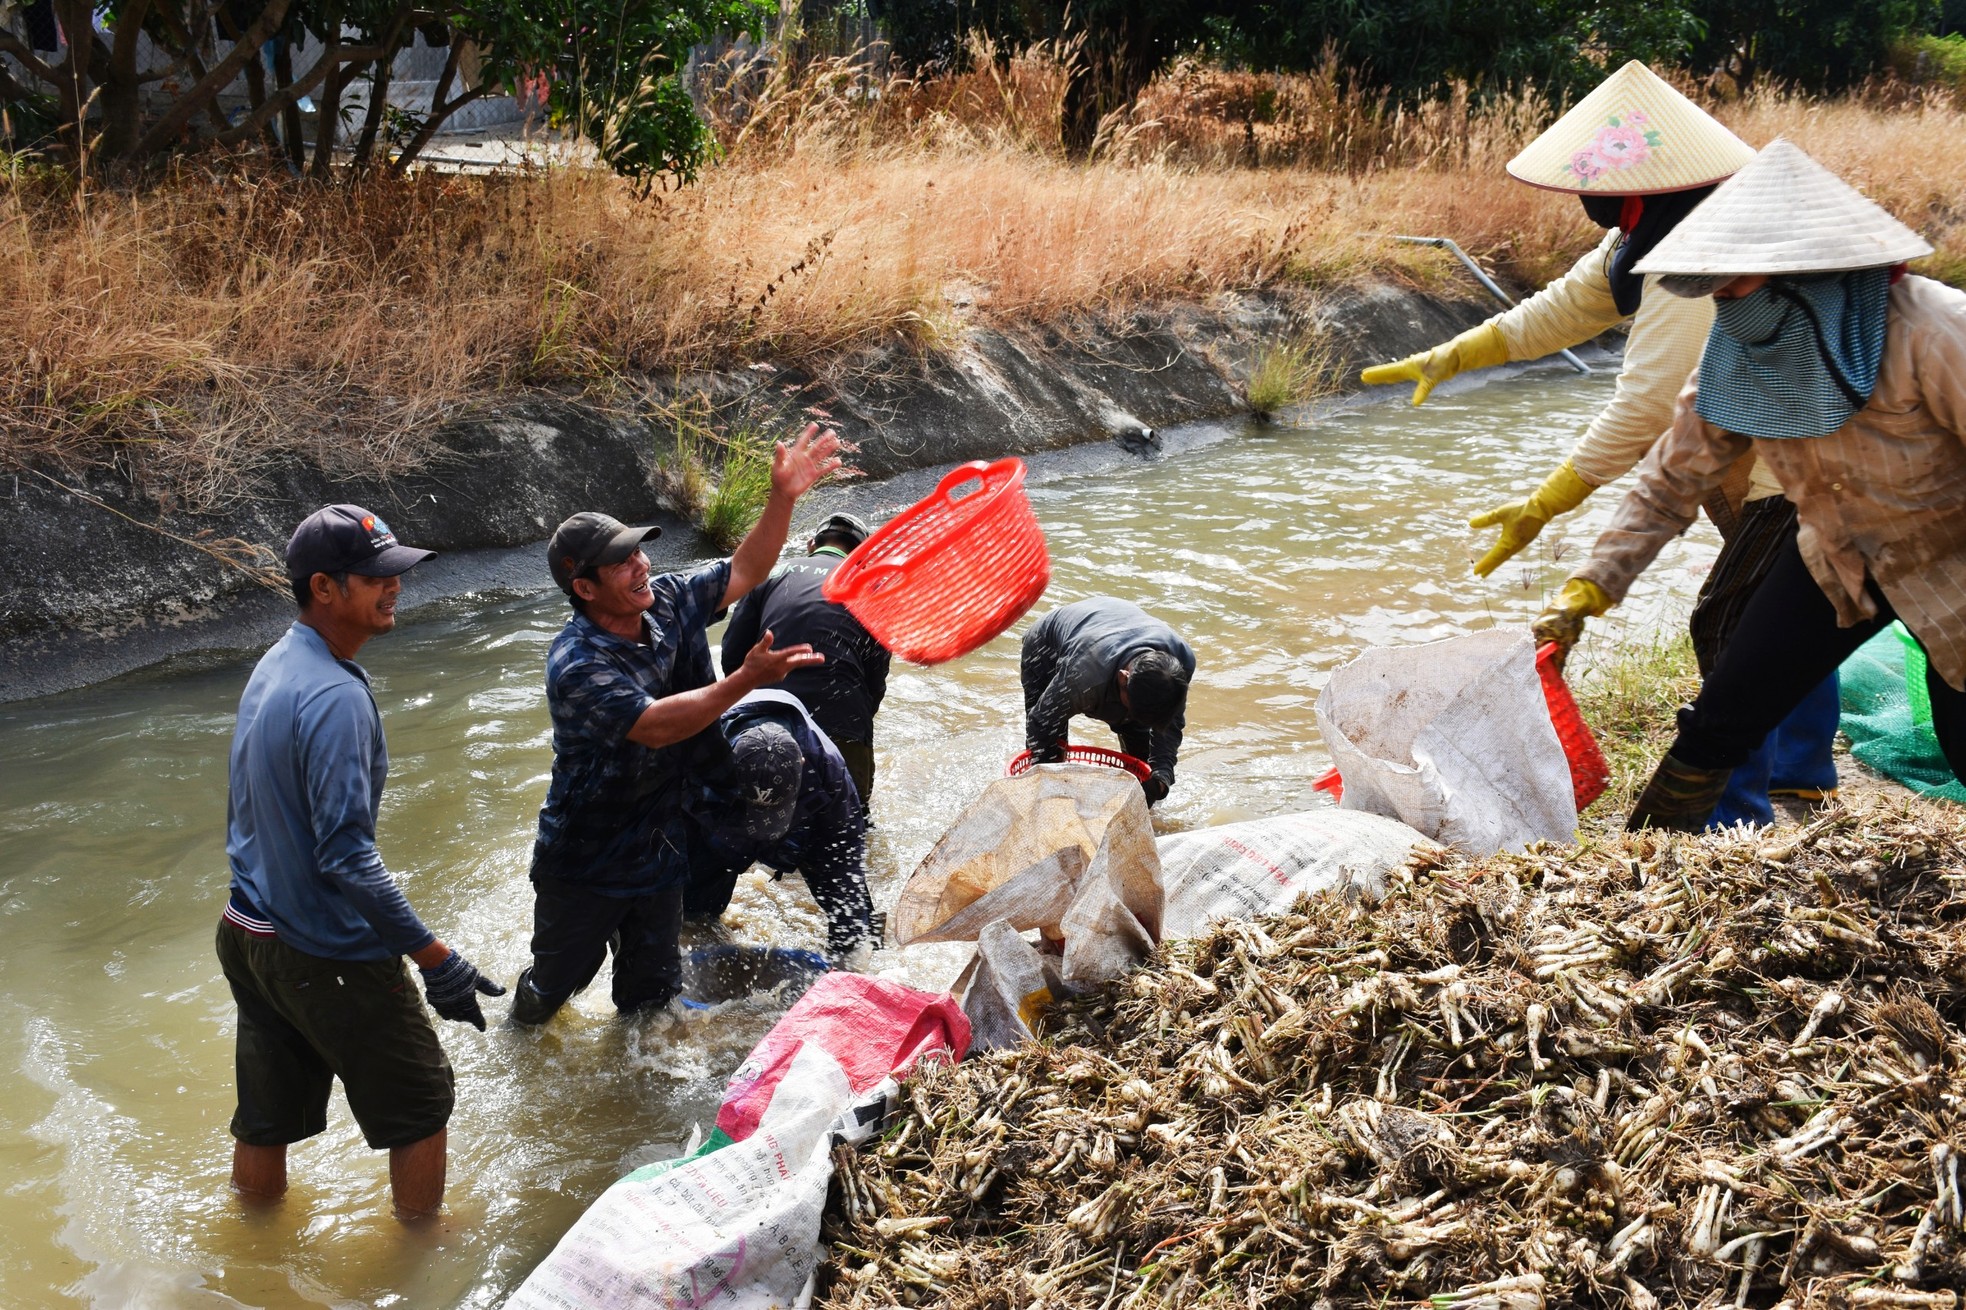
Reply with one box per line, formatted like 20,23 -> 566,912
419,951 -> 507,1031
1141,771 -> 1171,805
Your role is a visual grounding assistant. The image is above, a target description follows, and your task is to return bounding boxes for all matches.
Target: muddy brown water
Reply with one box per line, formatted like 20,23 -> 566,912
0,367 -> 1719,1307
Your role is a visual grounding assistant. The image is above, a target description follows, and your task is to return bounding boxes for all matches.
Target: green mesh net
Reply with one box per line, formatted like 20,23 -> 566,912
1839,624 -> 1966,803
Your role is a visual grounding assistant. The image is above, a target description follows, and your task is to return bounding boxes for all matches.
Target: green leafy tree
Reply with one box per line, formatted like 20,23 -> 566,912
1208,0 -> 1702,96
446,0 -> 773,183
1689,0 -> 1934,91
0,0 -> 770,180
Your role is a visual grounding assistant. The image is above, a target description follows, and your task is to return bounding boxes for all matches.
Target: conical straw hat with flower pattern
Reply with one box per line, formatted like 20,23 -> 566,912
1507,61 -> 1756,195
1633,138 -> 1932,276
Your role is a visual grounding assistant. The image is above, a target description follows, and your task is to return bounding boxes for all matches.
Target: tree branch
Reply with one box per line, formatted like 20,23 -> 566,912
131,0 -> 294,158
351,1 -> 416,170
308,32 -> 344,178
110,0 -> 153,81
211,41 -> 391,147
389,35 -> 471,173
141,0 -> 232,136
0,30 -> 63,87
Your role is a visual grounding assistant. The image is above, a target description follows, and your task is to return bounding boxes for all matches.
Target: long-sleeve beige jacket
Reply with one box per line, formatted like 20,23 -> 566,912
1574,275 -> 1966,689
1492,231 -> 1783,501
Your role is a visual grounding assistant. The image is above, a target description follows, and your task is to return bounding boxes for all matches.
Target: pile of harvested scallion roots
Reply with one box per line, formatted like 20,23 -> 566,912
819,797 -> 1966,1309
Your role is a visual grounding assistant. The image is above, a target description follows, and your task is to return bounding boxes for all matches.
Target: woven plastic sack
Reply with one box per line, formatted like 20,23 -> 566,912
955,920 -> 1068,1053
1838,626 -> 1966,802
891,764 -> 1163,988
509,974 -> 968,1310
1316,631 -> 1576,855
1157,810 -> 1441,939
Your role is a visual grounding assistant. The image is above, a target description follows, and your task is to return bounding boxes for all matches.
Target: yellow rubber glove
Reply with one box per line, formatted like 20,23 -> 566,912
1532,578 -> 1613,657
1468,460 -> 1598,577
1358,322 -> 1509,406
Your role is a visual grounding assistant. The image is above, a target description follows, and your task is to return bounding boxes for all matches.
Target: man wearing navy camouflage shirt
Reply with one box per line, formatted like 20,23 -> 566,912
512,424 -> 843,1023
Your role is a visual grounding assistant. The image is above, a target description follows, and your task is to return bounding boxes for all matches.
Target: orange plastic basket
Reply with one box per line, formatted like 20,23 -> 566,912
1312,643 -> 1610,814
1006,745 -> 1152,782
823,459 -> 1051,665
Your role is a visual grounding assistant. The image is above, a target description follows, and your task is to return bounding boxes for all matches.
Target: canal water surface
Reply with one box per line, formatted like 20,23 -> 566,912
0,367 -> 1719,1307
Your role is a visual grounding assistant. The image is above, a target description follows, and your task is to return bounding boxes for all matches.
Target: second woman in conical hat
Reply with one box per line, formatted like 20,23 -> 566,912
1532,139 -> 1959,831
1360,60 -> 1835,826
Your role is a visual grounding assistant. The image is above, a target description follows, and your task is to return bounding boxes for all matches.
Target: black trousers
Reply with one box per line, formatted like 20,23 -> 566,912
1689,496 -> 1800,676
835,740 -> 875,810
526,880 -> 684,1014
1671,534 -> 1966,780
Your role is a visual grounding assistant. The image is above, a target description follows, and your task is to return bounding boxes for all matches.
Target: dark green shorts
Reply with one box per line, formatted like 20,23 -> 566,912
835,739 -> 876,809
216,920 -> 454,1150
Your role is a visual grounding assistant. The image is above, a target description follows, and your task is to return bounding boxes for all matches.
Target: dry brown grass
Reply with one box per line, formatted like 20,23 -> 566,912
5,53 -> 1965,506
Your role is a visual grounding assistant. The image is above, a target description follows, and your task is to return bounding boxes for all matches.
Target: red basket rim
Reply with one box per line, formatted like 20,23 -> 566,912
823,458 -> 1029,605
1006,746 -> 1152,782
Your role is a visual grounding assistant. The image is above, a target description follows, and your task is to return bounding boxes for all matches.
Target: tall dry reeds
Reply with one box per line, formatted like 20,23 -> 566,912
5,48 -> 1965,506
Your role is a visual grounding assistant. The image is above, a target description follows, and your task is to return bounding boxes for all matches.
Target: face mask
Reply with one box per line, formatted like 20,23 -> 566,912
1711,285 -> 1792,343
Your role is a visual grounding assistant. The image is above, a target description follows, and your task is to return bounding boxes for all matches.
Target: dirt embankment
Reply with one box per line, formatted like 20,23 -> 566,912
0,282 -> 1508,703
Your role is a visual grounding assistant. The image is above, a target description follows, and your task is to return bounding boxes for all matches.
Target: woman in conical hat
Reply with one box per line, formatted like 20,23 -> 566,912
1361,60 -> 1833,826
1532,139 -> 1963,830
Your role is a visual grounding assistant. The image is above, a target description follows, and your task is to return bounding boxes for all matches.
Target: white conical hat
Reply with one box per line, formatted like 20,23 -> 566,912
1506,61 -> 1755,195
1633,138 -> 1933,276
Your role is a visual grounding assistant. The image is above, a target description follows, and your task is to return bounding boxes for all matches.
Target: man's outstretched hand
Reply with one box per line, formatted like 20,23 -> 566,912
739,629 -> 825,687
420,950 -> 506,1031
771,424 -> 844,502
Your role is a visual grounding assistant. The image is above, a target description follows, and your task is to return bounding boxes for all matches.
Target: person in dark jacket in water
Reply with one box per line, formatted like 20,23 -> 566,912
682,690 -> 877,959
1020,596 -> 1196,805
721,513 -> 891,806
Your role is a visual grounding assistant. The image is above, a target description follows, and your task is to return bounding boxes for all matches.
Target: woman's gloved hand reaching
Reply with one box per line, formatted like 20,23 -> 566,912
1532,578 -> 1613,666
1468,460 -> 1597,576
1359,322 -> 1508,406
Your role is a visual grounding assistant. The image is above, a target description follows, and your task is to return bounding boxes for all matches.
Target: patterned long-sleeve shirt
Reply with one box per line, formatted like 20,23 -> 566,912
1573,275 -> 1966,690
531,560 -> 733,893
1492,230 -> 1782,501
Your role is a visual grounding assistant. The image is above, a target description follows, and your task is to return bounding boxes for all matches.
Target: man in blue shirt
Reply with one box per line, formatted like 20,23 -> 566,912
218,504 -> 503,1220
512,423 -> 843,1024
682,689 -> 876,959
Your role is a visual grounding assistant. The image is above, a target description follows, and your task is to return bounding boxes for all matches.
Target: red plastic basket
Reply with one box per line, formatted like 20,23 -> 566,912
1313,643 -> 1609,814
1537,642 -> 1610,813
1006,745 -> 1152,782
822,458 -> 1051,665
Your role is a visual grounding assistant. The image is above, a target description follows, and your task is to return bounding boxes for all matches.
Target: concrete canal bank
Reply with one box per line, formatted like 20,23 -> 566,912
0,282 -> 1511,702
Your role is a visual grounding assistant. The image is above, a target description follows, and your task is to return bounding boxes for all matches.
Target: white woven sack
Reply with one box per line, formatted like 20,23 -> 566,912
1157,810 -> 1440,939
1315,631 -> 1575,856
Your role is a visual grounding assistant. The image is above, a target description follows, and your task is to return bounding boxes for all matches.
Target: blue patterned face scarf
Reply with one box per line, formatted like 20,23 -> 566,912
1694,268 -> 1893,438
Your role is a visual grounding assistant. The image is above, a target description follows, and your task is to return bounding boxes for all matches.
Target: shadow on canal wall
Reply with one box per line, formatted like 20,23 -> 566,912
0,282 -> 1509,702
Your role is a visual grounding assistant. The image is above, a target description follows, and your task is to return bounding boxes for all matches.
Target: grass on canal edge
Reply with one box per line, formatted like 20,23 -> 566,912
1244,330 -> 1339,418
1572,632 -> 1703,820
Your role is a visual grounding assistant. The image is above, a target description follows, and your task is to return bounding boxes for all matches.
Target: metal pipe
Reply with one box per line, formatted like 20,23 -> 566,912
1374,235 -> 1593,376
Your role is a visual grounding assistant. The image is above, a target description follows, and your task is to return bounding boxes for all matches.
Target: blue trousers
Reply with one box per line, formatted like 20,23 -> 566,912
1707,674 -> 1840,829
